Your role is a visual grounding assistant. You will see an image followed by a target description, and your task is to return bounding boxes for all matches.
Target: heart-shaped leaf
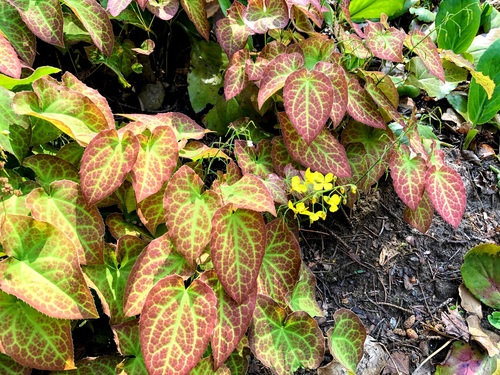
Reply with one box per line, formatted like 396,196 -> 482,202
234,139 -> 274,178
107,0 -> 133,16
112,319 -> 148,374
365,21 -> 406,62
23,154 -> 80,191
243,0 -> 289,34
435,341 -> 498,375
146,0 -> 179,20
215,2 -> 253,59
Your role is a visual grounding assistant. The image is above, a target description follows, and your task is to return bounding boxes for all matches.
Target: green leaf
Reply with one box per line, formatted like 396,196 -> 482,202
0,66 -> 60,91
164,165 -> 221,266
346,75 -> 386,129
181,0 -> 210,40
288,262 -> 324,317
327,309 -> 367,374
249,294 -> 325,375
300,37 -> 336,70
18,0 -> 64,47
468,39 -> 500,125
26,180 -> 104,265
139,275 -> 217,375
404,191 -> 435,233
0,214 -> 98,319
349,0 -> 404,20
64,0 -> 114,56
436,0 -> 481,54
234,139 -> 274,178
211,206 -> 266,304
284,68 -> 333,145
80,129 -> 139,206
84,236 -> 146,324
23,154 -> 79,190
0,87 -> 30,163
112,319 -> 148,374
0,352 -> 32,374
189,356 -> 232,374
461,243 -> 500,310
243,0 -> 289,34
0,291 -> 75,371
106,212 -> 152,241
50,356 -> 122,374
280,112 -> 351,178
124,233 -> 194,317
201,270 -> 256,370
488,311 -> 500,329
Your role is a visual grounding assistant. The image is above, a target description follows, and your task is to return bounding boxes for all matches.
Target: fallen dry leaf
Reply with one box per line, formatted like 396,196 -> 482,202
459,283 -> 483,318
441,309 -> 469,341
383,351 -> 409,375
467,315 -> 500,357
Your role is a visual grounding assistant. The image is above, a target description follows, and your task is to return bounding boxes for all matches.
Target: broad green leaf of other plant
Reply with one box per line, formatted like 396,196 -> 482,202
349,0 -> 404,20
468,39 -> 500,125
249,294 -> 325,375
436,0 -> 481,54
0,214 -> 98,319
0,66 -> 60,90
461,243 -> 500,310
139,275 -> 217,375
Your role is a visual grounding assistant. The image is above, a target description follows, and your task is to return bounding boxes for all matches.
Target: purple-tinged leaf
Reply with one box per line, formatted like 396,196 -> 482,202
146,0 -> 179,20
84,236 -> 146,325
313,61 -> 348,127
390,147 -> 426,210
246,56 -> 268,82
0,0 -> 36,65
225,49 -> 250,100
107,0 -> 133,16
292,3 -> 324,28
137,185 -> 166,235
435,341 -> 498,375
0,214 -> 98,319
425,165 -> 466,229
288,262 -> 323,317
0,291 -> 75,371
16,0 -> 64,47
139,275 -> 217,375
404,191 -> 434,233
243,0 -> 289,34
0,352 -> 31,374
364,76 -> 404,127
180,0 -> 210,40
64,0 -> 114,57
280,112 -> 352,178
234,139 -> 274,178
164,165 -> 221,266
218,174 -> 277,216
80,129 -> 139,206
346,75 -> 386,129
258,219 -> 301,305
284,68 -> 333,145
258,52 -> 304,109
112,320 -> 147,374
263,173 -> 288,205
291,5 -> 316,33
200,270 -> 256,370
215,1 -> 252,59
365,21 -> 406,62
23,154 -> 79,191
249,294 -> 325,374
106,213 -> 153,241
271,136 -> 301,177
327,309 -> 367,374
27,181 -> 105,265
0,33 -> 21,78
124,233 -> 194,317
130,126 -> 178,202
211,206 -> 266,304
406,30 -> 445,82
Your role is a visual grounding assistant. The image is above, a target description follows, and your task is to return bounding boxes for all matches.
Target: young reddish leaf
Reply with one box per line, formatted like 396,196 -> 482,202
0,34 -> 21,78
284,68 -> 333,145
124,233 -> 194,317
146,0 -> 179,20
164,165 -> 221,266
180,0 -> 210,40
0,214 -> 98,319
249,294 -> 325,374
218,174 -> 277,216
13,77 -> 110,146
216,2 -> 253,59
390,147 -> 426,210
200,270 -> 256,370
27,181 -> 105,265
258,52 -> 304,109
64,0 -> 114,57
425,165 -> 466,229
288,263 -> 324,317
224,49 -> 250,100
365,22 -> 406,62
243,0 -> 289,34
130,126 -> 178,202
139,275 -> 217,375
84,236 -> 146,324
80,129 -> 139,206
211,206 -> 266,304
271,136 -> 302,177
137,185 -> 167,235
280,112 -> 351,178
23,154 -> 80,191
404,191 -> 434,233
313,61 -> 348,128
234,139 -> 274,178
263,173 -> 288,205
106,213 -> 152,241
346,75 -> 386,129
106,0 -> 133,16
258,219 -> 301,305
0,291 -> 75,371
0,0 -> 36,65
291,5 -> 316,33
327,308 -> 367,374
113,319 -> 148,374
17,0 -> 64,47
338,30 -> 371,59
0,352 -> 32,374
261,40 -> 288,60
190,356 -> 232,374
364,76 -> 405,127
406,30 -> 445,82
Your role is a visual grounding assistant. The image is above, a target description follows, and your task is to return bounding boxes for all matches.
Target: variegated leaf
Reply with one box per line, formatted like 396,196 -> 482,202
346,75 -> 386,129
215,1 -> 252,59
146,0 -> 179,20
243,0 -> 289,34
17,0 -> 64,47
107,0 -> 133,16
224,49 -> 250,100
234,139 -> 274,178
0,33 -> 21,78
180,0 -> 210,40
406,29 -> 445,82
404,191 -> 434,233
365,21 -> 406,62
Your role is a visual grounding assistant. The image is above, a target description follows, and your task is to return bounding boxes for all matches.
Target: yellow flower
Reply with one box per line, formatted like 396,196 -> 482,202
324,194 -> 341,213
313,172 -> 334,191
304,210 -> 327,223
304,168 -> 316,185
351,185 -> 358,194
288,200 -> 309,217
290,176 -> 307,193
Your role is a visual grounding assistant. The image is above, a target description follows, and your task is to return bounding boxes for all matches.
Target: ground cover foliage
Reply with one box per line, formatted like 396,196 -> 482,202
0,0 -> 499,373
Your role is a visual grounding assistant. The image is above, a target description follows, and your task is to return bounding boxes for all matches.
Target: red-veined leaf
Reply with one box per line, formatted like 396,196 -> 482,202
0,351 -> 32,374
365,21 -> 406,62
243,0 -> 289,34
364,76 -> 405,127
113,320 -> 147,374
224,49 -> 250,100
146,0 -> 179,20
406,29 -> 445,82
137,185 -> 167,235
404,191 -> 434,233
346,75 -> 386,129
17,0 -> 64,47
106,0 -> 133,16
0,33 -> 21,78
190,356 -> 232,374
288,262 -> 323,317
23,154 -> 79,191
234,139 -> 274,178
271,136 -> 301,177
180,0 -> 210,40
215,1 -> 253,58
106,213 -> 153,241
50,356 -> 122,375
